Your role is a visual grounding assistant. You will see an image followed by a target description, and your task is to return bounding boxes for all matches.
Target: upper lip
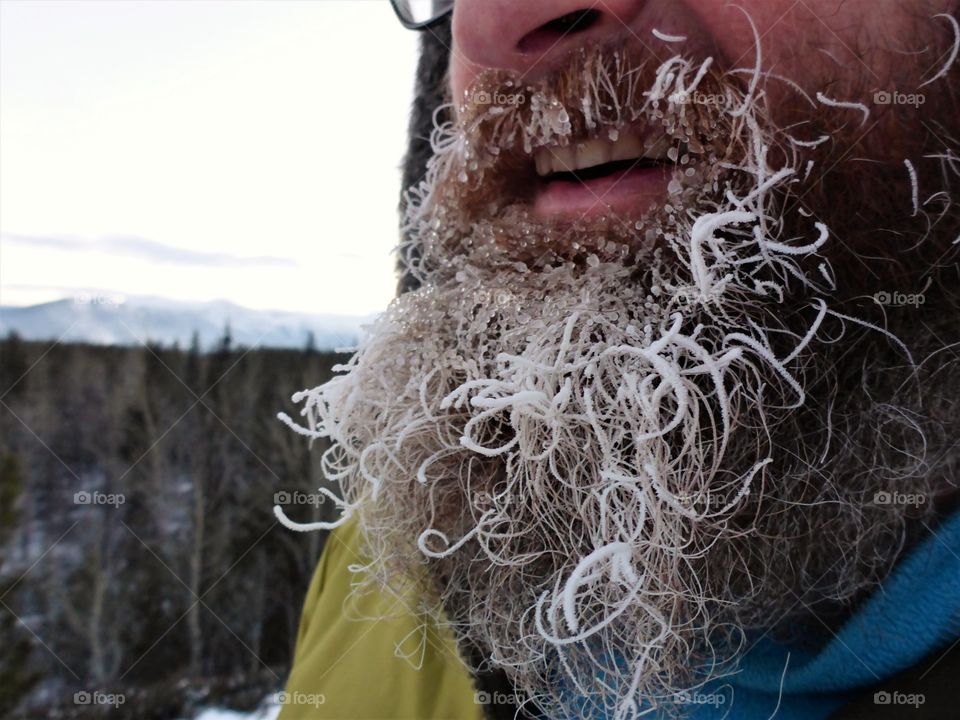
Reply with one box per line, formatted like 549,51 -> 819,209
533,126 -> 678,178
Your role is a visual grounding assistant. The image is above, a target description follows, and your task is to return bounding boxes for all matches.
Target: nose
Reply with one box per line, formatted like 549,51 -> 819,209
450,0 -> 647,99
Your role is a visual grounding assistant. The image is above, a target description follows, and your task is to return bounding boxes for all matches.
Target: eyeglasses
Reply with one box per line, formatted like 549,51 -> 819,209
390,0 -> 454,30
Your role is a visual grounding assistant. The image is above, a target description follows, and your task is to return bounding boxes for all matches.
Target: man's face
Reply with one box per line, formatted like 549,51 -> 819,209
450,0 -> 931,98
294,2 -> 959,718
442,0 -> 957,229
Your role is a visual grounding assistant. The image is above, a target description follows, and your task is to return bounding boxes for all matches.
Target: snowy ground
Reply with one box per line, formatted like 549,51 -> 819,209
187,695 -> 281,720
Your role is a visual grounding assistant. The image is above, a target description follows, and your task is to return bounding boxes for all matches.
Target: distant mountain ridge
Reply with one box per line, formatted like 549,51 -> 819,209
0,296 -> 374,351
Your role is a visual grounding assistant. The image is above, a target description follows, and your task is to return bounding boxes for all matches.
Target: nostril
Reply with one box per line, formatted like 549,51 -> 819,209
516,9 -> 603,54
541,8 -> 602,34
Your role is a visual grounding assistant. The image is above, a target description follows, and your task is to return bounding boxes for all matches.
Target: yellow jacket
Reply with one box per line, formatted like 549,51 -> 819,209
277,516 -> 484,720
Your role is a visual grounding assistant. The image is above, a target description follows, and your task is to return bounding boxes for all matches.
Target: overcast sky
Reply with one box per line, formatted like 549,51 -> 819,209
1,0 -> 420,315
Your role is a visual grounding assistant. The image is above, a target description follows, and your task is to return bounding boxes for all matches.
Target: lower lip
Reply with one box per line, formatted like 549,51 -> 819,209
532,163 -> 675,220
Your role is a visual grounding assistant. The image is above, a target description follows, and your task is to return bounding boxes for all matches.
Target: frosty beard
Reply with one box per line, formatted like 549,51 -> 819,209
281,45 -> 960,720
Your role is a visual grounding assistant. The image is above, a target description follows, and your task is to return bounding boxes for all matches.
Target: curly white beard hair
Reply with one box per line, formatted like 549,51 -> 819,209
279,43 -> 960,720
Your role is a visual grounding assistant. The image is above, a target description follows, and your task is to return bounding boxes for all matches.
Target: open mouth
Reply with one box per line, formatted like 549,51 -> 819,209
531,127 -> 682,220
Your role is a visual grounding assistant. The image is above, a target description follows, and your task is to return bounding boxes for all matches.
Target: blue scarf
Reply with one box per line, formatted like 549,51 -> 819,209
563,510 -> 960,719
694,510 -> 960,719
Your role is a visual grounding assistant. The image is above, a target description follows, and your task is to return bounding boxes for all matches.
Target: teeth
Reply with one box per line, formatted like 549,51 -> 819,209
534,131 -> 676,177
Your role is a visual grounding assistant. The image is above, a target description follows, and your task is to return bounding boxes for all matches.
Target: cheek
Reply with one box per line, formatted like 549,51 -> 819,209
689,0 -> 937,87
685,0 -> 887,117
683,1 -> 830,80
448,47 -> 475,106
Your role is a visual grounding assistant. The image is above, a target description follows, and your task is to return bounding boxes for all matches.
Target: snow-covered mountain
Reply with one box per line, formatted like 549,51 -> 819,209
0,295 -> 374,351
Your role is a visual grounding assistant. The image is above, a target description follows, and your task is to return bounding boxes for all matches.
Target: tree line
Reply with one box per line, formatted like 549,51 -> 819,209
0,330 -> 346,718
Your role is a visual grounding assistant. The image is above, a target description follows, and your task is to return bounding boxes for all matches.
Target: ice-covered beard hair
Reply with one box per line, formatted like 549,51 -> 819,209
278,44 -> 958,720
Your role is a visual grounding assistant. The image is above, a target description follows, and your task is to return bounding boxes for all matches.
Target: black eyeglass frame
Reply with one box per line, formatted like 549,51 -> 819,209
389,0 -> 453,30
